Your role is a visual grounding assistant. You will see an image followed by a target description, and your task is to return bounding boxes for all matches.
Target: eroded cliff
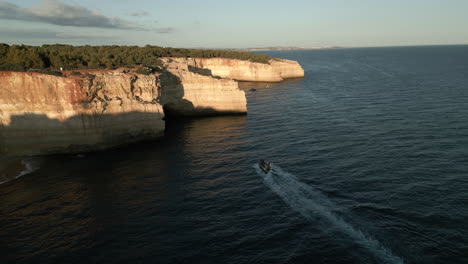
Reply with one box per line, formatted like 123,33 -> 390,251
0,71 -> 165,155
161,57 -> 304,82
160,60 -> 247,116
0,57 -> 302,155
0,66 -> 247,155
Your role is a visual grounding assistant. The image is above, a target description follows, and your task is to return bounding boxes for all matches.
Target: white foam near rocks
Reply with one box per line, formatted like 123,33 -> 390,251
0,157 -> 39,185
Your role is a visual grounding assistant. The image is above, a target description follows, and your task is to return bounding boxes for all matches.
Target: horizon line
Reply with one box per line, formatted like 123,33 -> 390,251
1,42 -> 467,50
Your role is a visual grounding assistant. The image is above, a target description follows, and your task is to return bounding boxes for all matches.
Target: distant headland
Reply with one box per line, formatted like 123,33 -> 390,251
231,46 -> 344,52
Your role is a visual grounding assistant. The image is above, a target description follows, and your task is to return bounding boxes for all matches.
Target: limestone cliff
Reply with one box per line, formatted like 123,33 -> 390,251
0,57 -> 302,155
160,61 -> 247,116
161,57 -> 304,82
0,71 -> 165,155
0,65 -> 248,155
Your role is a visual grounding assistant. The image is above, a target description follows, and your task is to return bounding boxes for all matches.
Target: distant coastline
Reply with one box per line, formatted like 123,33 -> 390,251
231,46 -> 344,52
228,44 -> 468,52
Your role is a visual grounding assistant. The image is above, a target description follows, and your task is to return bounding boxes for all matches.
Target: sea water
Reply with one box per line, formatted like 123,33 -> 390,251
1,46 -> 468,263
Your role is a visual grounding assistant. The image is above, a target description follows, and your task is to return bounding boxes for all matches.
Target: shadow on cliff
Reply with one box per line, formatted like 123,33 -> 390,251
187,65 -> 213,77
159,69 -> 245,119
0,70 -> 246,157
0,114 -> 249,264
0,111 -> 165,157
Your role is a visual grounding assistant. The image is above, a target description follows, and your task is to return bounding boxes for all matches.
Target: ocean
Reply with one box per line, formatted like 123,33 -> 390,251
1,46 -> 468,263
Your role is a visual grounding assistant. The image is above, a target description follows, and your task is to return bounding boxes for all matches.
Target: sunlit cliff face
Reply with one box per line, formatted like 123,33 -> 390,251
0,58 -> 303,155
161,57 -> 304,82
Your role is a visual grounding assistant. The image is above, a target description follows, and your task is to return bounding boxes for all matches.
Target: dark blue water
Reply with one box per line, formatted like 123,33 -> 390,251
1,46 -> 468,264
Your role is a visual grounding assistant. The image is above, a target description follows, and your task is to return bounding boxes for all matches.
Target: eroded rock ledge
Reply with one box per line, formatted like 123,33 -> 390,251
0,58 -> 304,155
162,57 -> 304,82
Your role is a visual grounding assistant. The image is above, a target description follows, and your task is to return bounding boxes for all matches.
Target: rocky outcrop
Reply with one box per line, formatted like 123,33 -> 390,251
0,57 -> 302,155
0,66 -> 247,155
0,71 -> 165,155
160,60 -> 247,116
161,58 -> 304,82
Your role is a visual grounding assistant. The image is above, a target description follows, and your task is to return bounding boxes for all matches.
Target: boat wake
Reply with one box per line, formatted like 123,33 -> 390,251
254,163 -> 404,264
0,157 -> 40,185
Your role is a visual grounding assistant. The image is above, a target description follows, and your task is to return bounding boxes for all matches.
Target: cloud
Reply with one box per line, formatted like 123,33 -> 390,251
130,11 -> 149,17
0,0 -> 148,30
0,28 -> 116,40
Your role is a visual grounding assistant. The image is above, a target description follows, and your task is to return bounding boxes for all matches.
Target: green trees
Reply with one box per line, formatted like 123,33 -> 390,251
0,44 -> 273,71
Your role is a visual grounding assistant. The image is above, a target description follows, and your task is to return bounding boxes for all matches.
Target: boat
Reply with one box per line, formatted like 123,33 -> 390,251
259,160 -> 271,173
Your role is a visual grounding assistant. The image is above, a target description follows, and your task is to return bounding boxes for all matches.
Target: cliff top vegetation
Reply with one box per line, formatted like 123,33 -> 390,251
0,44 -> 273,72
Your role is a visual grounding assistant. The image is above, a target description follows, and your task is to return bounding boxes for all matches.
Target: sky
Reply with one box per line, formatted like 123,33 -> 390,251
0,0 -> 467,48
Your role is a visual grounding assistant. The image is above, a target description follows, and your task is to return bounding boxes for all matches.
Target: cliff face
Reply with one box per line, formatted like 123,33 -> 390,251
0,66 -> 247,155
0,57 -> 302,155
161,58 -> 304,82
0,71 -> 165,155
160,60 -> 247,116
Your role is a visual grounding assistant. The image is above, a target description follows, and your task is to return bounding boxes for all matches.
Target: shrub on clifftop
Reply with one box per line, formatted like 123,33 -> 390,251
0,44 -> 273,72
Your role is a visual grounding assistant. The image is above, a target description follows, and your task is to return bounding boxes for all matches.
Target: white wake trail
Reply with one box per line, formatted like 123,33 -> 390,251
359,62 -> 394,77
255,164 -> 404,264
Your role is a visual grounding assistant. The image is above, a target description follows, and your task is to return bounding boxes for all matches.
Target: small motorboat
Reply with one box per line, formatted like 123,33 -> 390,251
259,159 -> 271,173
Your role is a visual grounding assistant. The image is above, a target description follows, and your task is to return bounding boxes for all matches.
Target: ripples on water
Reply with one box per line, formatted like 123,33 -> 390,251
1,46 -> 468,264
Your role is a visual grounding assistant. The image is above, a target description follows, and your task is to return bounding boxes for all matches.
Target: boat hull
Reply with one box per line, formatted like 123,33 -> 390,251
259,164 -> 270,173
